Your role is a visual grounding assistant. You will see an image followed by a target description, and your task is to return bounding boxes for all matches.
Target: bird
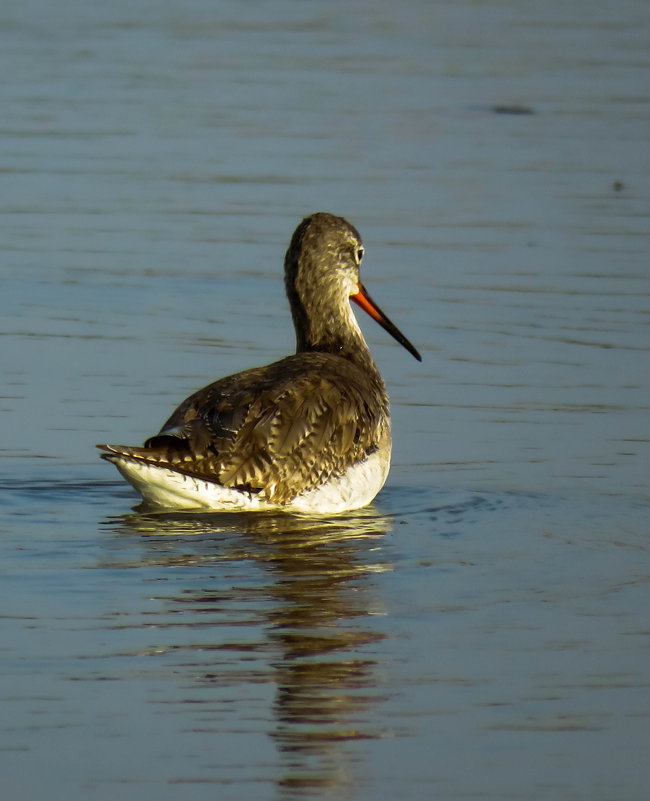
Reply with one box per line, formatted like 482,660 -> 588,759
98,212 -> 421,513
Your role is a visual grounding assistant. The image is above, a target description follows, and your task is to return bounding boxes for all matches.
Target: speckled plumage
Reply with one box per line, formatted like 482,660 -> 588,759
98,212 -> 420,512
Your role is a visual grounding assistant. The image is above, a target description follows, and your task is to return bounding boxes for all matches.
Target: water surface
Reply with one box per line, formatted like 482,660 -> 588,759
1,1 -> 649,799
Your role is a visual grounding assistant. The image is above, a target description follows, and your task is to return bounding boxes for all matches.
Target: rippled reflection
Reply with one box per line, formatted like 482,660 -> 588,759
100,508 -> 393,795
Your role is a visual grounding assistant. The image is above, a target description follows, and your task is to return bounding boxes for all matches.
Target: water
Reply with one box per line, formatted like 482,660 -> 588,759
1,1 -> 649,799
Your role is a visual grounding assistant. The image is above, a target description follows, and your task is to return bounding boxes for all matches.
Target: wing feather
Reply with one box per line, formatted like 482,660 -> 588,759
119,353 -> 388,503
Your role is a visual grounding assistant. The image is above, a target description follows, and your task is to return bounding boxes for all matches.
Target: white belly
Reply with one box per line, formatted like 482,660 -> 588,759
109,447 -> 391,514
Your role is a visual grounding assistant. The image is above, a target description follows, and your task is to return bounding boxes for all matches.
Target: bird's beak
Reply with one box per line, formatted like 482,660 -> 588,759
351,282 -> 422,361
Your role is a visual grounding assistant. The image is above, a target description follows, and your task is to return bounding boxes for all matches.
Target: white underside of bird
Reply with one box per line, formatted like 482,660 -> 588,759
105,445 -> 391,514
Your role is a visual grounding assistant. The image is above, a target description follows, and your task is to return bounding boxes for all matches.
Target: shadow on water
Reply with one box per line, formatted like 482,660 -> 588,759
99,506 -> 394,796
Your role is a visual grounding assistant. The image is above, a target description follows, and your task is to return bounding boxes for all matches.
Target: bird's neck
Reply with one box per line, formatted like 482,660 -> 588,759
291,292 -> 382,376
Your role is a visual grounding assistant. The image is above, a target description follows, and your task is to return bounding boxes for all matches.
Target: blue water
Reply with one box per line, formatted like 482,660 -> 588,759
1,1 -> 649,799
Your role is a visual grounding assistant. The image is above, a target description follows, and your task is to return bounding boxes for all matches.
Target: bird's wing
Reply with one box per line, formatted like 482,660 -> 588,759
100,354 -> 387,504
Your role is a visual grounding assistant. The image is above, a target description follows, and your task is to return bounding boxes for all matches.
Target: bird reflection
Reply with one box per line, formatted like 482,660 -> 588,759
101,507 -> 393,796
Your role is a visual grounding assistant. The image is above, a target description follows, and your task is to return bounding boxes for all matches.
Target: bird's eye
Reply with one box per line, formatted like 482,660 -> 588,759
356,247 -> 364,264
